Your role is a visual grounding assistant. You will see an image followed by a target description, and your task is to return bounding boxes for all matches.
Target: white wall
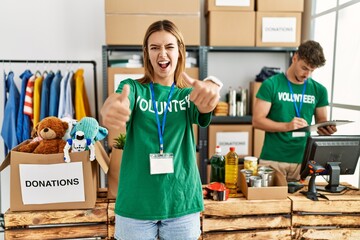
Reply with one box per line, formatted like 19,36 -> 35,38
0,0 -> 106,213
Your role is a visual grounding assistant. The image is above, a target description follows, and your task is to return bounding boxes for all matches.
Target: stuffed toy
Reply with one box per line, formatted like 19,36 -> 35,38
17,116 -> 68,154
63,117 -> 108,163
61,117 -> 77,141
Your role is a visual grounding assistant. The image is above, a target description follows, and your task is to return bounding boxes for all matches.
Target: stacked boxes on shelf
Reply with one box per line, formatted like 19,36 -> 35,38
255,0 -> 304,47
206,0 -> 255,46
105,0 -> 201,46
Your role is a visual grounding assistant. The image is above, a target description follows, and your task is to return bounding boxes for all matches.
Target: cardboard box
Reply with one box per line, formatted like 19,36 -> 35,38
207,11 -> 255,46
206,0 -> 254,12
256,0 -> 304,12
250,81 -> 262,115
106,14 -> 200,46
105,0 -> 200,14
239,167 -> 287,200
208,124 -> 253,159
253,128 -> 265,158
0,142 -> 108,211
256,12 -> 302,47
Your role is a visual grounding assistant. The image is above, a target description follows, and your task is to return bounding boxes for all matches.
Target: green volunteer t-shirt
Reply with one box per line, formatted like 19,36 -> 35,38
114,79 -> 211,220
256,73 -> 329,164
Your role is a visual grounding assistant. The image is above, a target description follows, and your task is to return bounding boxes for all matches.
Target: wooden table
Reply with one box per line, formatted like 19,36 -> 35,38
202,192 -> 292,239
289,183 -> 360,240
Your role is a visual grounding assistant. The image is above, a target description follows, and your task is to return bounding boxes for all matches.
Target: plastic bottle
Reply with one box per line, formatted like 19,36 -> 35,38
225,147 -> 239,197
210,146 -> 225,183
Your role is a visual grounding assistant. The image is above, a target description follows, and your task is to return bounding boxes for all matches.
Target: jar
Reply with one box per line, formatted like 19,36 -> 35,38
244,156 -> 258,175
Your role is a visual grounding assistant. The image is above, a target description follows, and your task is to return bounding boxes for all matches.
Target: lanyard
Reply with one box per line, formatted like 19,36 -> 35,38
287,80 -> 307,118
150,82 -> 175,154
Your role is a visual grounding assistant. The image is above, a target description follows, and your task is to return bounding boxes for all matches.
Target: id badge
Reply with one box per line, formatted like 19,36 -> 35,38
149,153 -> 174,175
292,132 -> 306,138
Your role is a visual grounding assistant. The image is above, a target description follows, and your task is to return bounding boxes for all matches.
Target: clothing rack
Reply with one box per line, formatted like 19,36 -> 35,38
1,59 -> 98,120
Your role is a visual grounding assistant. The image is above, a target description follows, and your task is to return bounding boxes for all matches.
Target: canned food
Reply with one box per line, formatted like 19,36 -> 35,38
249,176 -> 262,188
244,156 -> 258,175
240,169 -> 253,186
258,166 -> 275,186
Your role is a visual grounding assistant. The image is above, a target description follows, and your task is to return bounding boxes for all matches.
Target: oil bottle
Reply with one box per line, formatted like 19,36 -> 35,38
210,146 -> 225,183
225,147 -> 239,197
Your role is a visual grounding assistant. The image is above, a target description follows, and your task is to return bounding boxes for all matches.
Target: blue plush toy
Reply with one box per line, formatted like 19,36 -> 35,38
63,117 -> 108,163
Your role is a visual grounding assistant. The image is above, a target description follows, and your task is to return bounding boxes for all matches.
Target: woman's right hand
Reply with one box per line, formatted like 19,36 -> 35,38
100,84 -> 131,129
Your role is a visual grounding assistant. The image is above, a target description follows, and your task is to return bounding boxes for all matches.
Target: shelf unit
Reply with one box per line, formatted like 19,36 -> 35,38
102,45 -> 296,183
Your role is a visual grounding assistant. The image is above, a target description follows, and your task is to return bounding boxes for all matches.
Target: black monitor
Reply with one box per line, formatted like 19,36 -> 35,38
300,135 -> 360,196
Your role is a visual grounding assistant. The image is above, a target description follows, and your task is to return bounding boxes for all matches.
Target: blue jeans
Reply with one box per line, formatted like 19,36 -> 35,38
114,212 -> 201,240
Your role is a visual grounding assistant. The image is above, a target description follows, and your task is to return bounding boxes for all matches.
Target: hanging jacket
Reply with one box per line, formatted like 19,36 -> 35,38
49,70 -> 62,116
74,68 -> 91,120
16,69 -> 33,143
1,71 -> 20,154
40,71 -> 55,120
57,71 -> 70,118
33,73 -> 44,127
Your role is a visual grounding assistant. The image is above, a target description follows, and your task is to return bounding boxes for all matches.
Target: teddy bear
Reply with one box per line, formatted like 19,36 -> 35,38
63,117 -> 108,163
17,116 -> 68,154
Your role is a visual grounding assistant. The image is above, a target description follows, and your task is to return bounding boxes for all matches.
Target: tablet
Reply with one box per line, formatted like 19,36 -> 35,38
291,120 -> 354,132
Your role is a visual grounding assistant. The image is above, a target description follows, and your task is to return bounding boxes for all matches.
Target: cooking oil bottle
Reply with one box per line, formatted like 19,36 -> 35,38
225,147 -> 239,197
210,146 -> 225,183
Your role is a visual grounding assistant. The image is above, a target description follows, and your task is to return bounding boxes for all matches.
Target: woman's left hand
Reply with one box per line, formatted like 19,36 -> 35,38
182,72 -> 220,113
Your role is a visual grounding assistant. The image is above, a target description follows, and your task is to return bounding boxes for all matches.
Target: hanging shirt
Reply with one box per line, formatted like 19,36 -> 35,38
16,69 -> 33,143
33,73 -> 44,127
1,71 -> 20,154
57,71 -> 69,118
40,71 -> 55,120
49,70 -> 62,116
74,68 -> 91,120
23,73 -> 37,118
62,71 -> 74,119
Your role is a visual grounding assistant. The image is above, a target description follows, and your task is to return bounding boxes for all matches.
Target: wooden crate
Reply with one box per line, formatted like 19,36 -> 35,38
289,183 -> 360,240
108,200 -> 116,239
202,193 -> 292,239
4,199 -> 109,240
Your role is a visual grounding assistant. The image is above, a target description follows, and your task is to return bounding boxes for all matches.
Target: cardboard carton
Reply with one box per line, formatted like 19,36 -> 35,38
239,167 -> 288,200
0,141 -> 108,211
206,0 -> 254,12
256,12 -> 302,47
105,0 -> 200,14
208,124 -> 253,159
105,14 -> 200,46
256,0 -> 304,12
207,11 -> 255,47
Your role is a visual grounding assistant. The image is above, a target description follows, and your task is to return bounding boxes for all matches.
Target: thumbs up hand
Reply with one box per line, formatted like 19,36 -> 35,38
101,84 -> 131,129
182,72 -> 220,113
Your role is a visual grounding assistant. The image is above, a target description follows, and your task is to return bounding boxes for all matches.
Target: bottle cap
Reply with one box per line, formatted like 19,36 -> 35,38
230,147 -> 235,151
215,145 -> 222,153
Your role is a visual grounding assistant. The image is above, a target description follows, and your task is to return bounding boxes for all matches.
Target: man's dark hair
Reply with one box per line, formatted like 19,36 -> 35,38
297,40 -> 326,68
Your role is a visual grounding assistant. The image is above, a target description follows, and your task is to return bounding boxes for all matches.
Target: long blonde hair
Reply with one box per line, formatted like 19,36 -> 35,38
139,20 -> 188,88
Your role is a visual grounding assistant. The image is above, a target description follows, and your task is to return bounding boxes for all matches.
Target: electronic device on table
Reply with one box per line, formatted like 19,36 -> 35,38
299,135 -> 360,201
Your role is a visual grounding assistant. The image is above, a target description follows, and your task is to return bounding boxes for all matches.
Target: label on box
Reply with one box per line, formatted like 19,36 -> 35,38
262,17 -> 297,43
114,74 -> 144,93
216,0 -> 250,7
19,162 -> 85,205
216,132 -> 249,155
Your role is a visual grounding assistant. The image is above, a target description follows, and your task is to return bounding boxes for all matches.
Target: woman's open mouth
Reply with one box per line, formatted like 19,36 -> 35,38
158,61 -> 170,69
